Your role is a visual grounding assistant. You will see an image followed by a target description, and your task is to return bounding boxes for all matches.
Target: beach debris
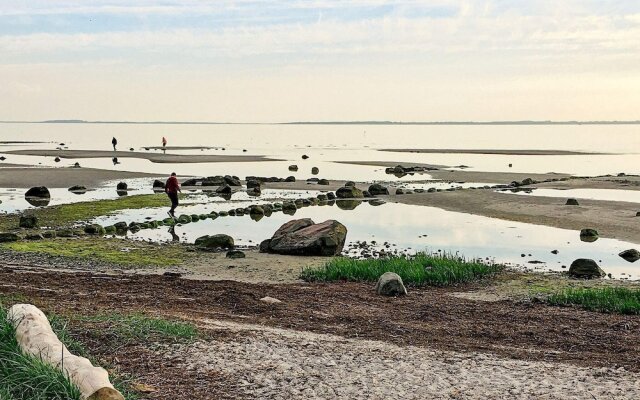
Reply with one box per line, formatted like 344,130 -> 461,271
195,234 -> 235,250
565,198 -> 580,206
619,249 -> 640,263
8,304 -> 124,400
19,215 -> 38,229
568,259 -> 605,279
375,272 -> 408,296
226,250 -> 246,259
260,218 -> 347,256
368,184 -> 389,196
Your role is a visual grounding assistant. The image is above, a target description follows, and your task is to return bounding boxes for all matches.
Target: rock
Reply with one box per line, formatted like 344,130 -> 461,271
68,185 -> 87,193
104,225 -> 116,234
619,249 -> 640,263
42,231 -> 56,239
249,205 -> 265,216
317,194 -> 328,202
368,184 -> 389,196
163,271 -> 182,278
311,167 -> 319,175
54,157 -> 61,163
336,186 -> 364,199
25,233 -> 44,241
25,186 -> 50,198
224,175 -> 241,186
569,259 -> 605,279
260,296 -> 282,304
395,188 -> 404,195
216,184 -> 232,194
288,165 -> 298,171
302,155 -> 309,159
362,190 -> 372,198
116,182 -> 128,191
19,215 -> 38,229
84,224 -> 106,235
566,198 -> 579,206
153,180 -> 165,190
247,187 -> 261,196
246,179 -> 261,189
551,249 -> 559,254
285,176 -> 296,182
317,179 -> 330,185
375,272 -> 408,296
177,215 -> 192,224
521,178 -> 536,186
0,156 -> 5,161
190,214 -> 200,222
326,192 -> 336,200
226,250 -> 246,259
345,181 -> 356,187
0,233 -> 20,243
195,234 -> 235,250
73,162 -> 80,168
636,211 -> 640,217
56,229 -> 76,237
579,228 -> 599,242
114,221 -> 128,231
262,219 -> 347,256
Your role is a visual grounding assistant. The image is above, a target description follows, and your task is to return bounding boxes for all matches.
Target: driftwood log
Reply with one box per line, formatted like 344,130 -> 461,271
7,304 -> 124,400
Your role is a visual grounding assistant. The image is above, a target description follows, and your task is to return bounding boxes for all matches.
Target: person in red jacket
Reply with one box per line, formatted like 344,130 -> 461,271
165,172 -> 181,220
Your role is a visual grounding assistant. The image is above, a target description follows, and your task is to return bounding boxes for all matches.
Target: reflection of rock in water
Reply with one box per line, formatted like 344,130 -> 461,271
336,199 -> 362,210
369,199 -> 386,207
250,213 -> 264,222
25,197 -> 50,207
580,235 -> 598,243
116,190 -> 128,197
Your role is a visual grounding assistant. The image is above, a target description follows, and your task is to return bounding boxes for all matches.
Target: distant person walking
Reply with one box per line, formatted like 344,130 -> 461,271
165,172 -> 181,220
112,137 -> 118,151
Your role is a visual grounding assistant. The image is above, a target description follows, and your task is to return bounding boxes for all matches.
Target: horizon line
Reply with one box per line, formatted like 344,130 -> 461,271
1,119 -> 640,125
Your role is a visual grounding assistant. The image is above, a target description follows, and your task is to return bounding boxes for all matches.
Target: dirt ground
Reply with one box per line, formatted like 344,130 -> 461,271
1,268 -> 639,399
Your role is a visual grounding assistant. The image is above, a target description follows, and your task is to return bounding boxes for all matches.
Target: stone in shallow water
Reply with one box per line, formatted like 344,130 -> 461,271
565,198 -> 579,206
568,259 -> 605,279
619,249 -> 640,263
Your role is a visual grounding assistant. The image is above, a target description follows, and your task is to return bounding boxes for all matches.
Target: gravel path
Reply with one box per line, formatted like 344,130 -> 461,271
168,319 -> 640,399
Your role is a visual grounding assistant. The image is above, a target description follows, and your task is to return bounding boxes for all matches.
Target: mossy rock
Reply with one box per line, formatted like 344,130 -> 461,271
336,186 -> 364,199
178,215 -> 192,224
56,229 -> 76,238
191,214 -> 200,222
19,215 -> 38,229
84,224 -> 106,235
195,234 -> 235,250
104,225 -> 116,234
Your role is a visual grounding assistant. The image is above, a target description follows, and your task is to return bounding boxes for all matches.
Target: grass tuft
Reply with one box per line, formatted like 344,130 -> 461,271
301,252 -> 502,287
0,305 -> 81,400
548,287 -> 640,315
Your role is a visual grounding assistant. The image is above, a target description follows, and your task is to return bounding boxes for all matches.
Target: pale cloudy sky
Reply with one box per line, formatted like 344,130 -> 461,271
0,0 -> 639,122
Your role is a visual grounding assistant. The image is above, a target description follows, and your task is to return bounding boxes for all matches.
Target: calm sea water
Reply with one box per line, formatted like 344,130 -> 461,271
1,123 -> 639,179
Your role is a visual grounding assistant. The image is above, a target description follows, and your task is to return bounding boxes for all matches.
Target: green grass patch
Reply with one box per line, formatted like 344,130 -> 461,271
1,237 -> 185,267
301,252 -> 502,287
548,287 -> 640,315
0,193 -> 184,231
0,304 -> 81,400
74,312 -> 197,344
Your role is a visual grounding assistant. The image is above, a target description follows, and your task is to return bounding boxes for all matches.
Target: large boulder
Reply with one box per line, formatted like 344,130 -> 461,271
25,186 -> 50,198
261,219 -> 347,256
569,259 -> 605,279
336,186 -> 364,199
19,215 -> 38,229
195,234 -> 235,250
368,184 -> 389,196
619,249 -> 640,263
375,272 -> 408,296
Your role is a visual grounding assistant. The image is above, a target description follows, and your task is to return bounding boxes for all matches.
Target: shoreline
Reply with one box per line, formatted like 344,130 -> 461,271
0,166 -> 159,188
5,149 -> 280,163
378,148 -> 611,155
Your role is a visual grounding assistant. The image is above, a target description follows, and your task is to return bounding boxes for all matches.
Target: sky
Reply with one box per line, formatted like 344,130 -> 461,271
0,0 -> 639,122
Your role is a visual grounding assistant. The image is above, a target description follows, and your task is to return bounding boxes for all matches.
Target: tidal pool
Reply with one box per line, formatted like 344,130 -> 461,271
92,198 -> 640,280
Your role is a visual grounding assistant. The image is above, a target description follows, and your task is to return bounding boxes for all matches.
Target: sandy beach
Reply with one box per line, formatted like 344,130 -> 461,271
0,166 -> 158,188
6,149 -> 279,163
379,148 -> 609,155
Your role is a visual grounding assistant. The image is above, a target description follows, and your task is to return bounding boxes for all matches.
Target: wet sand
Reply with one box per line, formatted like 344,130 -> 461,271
6,149 -> 279,163
0,166 -> 158,188
379,148 -> 608,155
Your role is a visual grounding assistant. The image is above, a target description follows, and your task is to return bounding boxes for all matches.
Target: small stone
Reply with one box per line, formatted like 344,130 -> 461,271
260,296 -> 282,304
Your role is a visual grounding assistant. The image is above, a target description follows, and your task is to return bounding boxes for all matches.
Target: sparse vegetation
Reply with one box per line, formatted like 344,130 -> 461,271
301,252 -> 502,286
548,287 -> 640,315
1,237 -> 185,267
